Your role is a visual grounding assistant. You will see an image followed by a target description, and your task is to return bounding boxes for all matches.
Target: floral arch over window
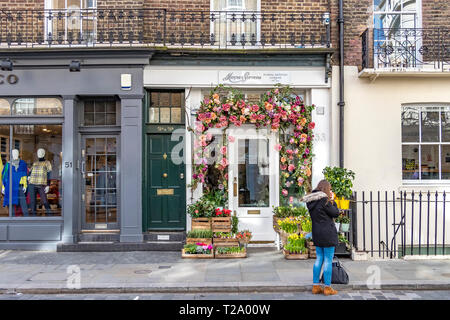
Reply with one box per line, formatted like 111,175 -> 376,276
190,85 -> 315,199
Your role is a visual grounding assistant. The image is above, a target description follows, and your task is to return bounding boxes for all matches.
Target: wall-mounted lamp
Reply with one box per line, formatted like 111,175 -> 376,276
69,60 -> 81,72
1,59 -> 13,71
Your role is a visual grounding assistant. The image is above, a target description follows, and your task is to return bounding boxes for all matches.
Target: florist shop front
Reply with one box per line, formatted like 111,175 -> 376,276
144,51 -> 333,244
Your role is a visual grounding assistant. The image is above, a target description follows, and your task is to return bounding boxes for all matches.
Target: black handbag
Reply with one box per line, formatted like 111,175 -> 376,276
320,256 -> 349,285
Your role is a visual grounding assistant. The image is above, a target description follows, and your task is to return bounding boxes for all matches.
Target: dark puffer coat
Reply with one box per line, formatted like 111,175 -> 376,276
303,190 -> 340,248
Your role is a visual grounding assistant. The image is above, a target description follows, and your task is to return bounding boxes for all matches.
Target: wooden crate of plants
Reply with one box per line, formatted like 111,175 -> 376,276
191,217 -> 212,231
181,249 -> 214,259
186,229 -> 213,246
213,232 -> 238,247
212,217 -> 232,233
182,242 -> 214,259
215,246 -> 247,259
283,249 -> 309,260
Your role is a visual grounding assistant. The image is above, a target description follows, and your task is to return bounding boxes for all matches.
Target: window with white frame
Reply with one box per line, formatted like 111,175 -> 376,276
211,0 -> 259,47
373,0 -> 420,29
402,105 -> 450,181
46,0 -> 97,44
373,1 -> 422,68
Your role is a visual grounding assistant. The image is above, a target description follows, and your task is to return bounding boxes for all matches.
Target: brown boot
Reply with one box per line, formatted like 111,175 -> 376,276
312,285 -> 324,294
324,286 -> 338,296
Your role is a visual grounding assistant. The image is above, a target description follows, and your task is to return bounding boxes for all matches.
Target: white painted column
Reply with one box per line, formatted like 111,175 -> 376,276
311,88 -> 332,188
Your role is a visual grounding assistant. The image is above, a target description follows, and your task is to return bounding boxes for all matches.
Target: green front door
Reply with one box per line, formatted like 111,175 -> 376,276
144,133 -> 186,230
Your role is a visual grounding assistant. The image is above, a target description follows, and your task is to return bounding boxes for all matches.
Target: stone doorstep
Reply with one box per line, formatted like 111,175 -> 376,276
3,281 -> 450,295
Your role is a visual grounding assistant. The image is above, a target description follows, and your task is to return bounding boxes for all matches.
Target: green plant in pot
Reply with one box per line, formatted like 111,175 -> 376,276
337,213 -> 350,232
322,166 -> 355,210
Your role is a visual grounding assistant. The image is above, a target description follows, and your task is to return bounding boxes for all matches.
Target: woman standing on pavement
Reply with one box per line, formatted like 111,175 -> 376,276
302,179 -> 340,296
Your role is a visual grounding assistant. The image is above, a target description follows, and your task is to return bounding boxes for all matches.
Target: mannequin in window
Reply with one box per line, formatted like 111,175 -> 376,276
1,149 -> 28,216
28,148 -> 52,216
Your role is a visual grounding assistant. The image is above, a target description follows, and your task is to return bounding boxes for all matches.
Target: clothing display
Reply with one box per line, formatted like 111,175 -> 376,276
2,160 -> 28,207
29,184 -> 51,216
29,157 -> 53,216
29,159 -> 52,185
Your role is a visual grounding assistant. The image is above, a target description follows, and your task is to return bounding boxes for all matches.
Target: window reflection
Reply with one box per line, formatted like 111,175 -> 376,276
0,99 -> 10,116
238,139 -> 269,207
402,144 -> 419,180
13,98 -> 63,116
401,107 -> 419,142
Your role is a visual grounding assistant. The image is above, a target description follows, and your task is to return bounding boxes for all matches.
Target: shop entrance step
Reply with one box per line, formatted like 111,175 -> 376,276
143,231 -> 186,243
57,241 -> 183,252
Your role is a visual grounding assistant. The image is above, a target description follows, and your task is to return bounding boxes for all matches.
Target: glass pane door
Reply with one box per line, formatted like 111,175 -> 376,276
82,136 -> 119,229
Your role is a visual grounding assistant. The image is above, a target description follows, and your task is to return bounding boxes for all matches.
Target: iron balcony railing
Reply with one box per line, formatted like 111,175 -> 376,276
0,9 -> 331,49
361,28 -> 450,71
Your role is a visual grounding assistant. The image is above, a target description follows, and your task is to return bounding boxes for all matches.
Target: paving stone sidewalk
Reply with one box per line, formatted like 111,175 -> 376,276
0,247 -> 450,294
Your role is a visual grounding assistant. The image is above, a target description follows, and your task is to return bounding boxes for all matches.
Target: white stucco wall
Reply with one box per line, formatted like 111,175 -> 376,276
332,65 -> 450,194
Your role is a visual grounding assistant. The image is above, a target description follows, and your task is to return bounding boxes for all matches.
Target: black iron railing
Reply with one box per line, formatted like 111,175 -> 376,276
361,28 -> 450,71
352,191 -> 449,259
0,9 -> 331,49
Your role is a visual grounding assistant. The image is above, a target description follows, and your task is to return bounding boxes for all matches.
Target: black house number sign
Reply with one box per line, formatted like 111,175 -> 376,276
64,161 -> 73,168
0,74 -> 18,85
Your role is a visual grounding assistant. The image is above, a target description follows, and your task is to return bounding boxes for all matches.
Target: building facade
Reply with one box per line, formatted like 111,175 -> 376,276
0,0 -> 448,256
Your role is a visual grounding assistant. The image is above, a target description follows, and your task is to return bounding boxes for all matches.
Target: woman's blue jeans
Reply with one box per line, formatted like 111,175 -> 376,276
313,246 -> 335,286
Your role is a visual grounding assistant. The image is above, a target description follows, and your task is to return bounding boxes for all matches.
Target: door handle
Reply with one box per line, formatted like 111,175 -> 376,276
81,161 -> 86,175
233,177 -> 237,197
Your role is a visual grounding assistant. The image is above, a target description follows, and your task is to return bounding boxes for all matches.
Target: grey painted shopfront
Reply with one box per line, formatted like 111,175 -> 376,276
0,49 -> 151,250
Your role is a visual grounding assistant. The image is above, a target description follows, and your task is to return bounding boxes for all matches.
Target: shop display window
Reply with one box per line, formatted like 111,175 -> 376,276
0,98 -> 63,217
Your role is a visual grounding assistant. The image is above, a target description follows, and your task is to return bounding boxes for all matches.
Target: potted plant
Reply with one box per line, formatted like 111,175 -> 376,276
336,233 -> 350,254
337,213 -> 350,232
322,166 -> 355,210
235,229 -> 252,248
283,233 -> 309,260
186,229 -> 213,245
272,205 -> 308,232
182,242 -> 214,259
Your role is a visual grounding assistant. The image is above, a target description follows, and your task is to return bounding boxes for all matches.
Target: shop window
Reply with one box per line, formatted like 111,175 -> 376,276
83,99 -> 119,126
149,92 -> 185,124
402,105 -> 450,181
0,125 -> 62,217
12,98 -> 63,116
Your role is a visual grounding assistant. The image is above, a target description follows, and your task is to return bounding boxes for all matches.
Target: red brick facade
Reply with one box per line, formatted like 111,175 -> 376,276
0,0 -> 448,68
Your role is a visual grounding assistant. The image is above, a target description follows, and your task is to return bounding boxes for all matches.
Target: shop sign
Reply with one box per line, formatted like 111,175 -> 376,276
0,73 -> 18,85
219,71 -> 291,85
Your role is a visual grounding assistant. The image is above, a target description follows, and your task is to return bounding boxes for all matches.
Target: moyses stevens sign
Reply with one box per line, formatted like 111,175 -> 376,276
219,71 -> 291,85
0,73 -> 19,85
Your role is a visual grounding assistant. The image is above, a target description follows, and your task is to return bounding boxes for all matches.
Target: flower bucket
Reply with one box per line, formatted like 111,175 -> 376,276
334,198 -> 341,209
335,222 -> 340,232
339,198 -> 350,210
340,223 -> 350,233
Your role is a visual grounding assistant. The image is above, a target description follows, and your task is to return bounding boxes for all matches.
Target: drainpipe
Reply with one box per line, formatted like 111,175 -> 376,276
338,0 -> 345,168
